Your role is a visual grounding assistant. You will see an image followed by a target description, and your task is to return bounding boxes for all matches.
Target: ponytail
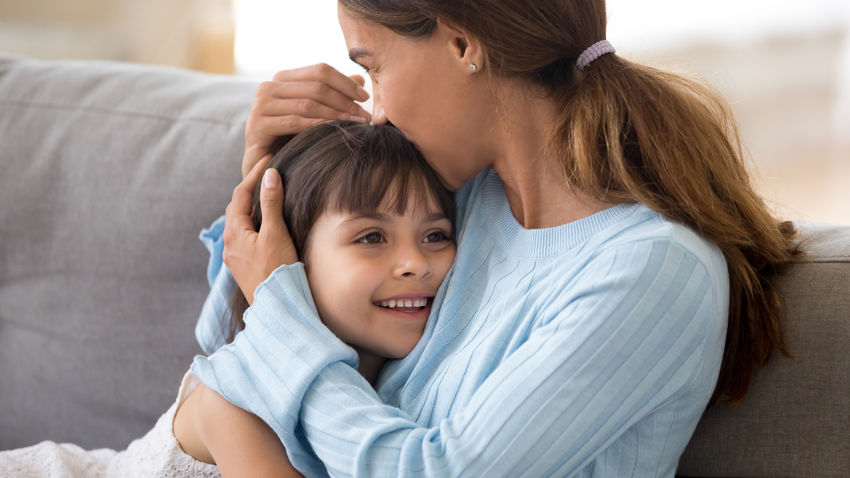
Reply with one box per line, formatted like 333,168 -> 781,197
553,54 -> 802,403
339,0 -> 801,403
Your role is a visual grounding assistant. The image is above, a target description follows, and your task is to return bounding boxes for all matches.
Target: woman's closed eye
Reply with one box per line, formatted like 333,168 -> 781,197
359,64 -> 378,83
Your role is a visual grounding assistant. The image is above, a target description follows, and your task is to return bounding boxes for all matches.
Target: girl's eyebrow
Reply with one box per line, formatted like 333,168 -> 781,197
341,212 -> 389,225
341,212 -> 449,225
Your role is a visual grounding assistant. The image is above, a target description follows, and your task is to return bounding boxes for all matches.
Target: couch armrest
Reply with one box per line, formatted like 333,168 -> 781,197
678,223 -> 850,477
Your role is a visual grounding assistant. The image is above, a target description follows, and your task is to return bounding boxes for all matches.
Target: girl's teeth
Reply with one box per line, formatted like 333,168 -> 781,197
378,298 -> 429,309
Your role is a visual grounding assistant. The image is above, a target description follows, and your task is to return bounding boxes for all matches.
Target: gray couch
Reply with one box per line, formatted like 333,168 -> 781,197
1,54 -> 847,477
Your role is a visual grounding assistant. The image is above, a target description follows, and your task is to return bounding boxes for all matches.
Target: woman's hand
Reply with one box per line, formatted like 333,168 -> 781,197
224,156 -> 297,305
242,64 -> 371,178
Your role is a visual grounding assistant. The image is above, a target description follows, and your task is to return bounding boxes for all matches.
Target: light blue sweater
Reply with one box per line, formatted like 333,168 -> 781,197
192,168 -> 728,477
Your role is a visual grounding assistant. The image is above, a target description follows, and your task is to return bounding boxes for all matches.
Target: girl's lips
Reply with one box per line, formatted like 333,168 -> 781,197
373,292 -> 434,303
373,299 -> 433,321
372,293 -> 434,309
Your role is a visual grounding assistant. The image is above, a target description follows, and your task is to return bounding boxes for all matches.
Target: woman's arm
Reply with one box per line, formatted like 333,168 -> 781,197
173,381 -> 303,478
192,238 -> 725,476
199,151 -> 724,475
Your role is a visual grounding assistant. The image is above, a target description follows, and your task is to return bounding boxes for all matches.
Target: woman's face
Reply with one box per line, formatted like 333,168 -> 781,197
338,6 -> 494,190
303,193 -> 455,360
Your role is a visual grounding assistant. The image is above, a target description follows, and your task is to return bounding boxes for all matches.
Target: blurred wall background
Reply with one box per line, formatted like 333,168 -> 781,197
0,0 -> 234,73
1,0 -> 848,224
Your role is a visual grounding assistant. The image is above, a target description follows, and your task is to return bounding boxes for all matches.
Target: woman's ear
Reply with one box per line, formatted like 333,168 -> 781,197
436,17 -> 484,73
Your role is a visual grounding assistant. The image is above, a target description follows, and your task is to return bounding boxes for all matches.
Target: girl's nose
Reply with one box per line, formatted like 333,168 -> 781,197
394,245 -> 431,279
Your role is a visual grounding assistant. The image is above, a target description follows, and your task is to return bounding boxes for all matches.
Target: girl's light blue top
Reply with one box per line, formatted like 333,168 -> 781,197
192,168 -> 729,477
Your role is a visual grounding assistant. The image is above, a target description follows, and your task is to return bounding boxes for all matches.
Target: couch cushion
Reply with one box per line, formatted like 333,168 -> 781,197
677,222 -> 850,477
0,55 -> 253,449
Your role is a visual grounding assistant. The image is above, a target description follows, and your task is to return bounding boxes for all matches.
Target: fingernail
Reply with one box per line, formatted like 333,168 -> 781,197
356,87 -> 369,100
350,115 -> 369,123
263,169 -> 279,188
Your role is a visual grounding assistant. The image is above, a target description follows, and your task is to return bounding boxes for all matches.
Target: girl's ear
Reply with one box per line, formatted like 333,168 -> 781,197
436,17 -> 485,73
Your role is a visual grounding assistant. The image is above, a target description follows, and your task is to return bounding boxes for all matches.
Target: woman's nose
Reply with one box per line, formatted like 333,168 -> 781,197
371,98 -> 388,125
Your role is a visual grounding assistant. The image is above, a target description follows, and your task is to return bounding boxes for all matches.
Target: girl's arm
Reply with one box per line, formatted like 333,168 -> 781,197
192,241 -> 724,476
173,381 -> 303,478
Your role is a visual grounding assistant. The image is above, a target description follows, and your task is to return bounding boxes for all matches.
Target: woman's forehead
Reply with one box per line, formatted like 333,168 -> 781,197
338,6 -> 395,54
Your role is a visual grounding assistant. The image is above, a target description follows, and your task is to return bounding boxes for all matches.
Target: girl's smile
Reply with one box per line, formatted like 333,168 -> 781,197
302,197 -> 455,376
373,295 -> 435,321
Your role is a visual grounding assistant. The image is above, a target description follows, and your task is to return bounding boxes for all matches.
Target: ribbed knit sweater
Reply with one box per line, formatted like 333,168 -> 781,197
192,168 -> 728,477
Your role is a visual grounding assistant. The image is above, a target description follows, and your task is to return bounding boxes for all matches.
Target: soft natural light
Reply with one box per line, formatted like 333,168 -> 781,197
233,0 -> 349,80
233,0 -> 850,78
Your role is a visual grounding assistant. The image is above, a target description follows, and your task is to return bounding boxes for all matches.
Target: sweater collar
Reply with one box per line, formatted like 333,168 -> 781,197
480,169 -> 639,258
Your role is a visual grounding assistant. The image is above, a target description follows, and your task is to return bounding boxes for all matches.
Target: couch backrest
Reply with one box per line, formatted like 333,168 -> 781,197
0,54 -> 252,449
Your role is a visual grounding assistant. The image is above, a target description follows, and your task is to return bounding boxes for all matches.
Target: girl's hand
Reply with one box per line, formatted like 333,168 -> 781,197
224,156 -> 297,304
242,64 -> 371,178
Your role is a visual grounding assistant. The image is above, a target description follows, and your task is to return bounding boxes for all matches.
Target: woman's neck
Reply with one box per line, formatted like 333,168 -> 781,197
488,84 -> 615,229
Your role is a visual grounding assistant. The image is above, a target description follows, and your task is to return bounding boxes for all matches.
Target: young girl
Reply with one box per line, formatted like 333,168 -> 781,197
0,121 -> 456,477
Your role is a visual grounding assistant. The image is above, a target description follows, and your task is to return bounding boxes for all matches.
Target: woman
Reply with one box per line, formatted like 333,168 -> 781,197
192,1 -> 800,476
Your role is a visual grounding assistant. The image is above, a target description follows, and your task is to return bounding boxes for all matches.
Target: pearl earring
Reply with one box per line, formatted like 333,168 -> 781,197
469,63 -> 478,72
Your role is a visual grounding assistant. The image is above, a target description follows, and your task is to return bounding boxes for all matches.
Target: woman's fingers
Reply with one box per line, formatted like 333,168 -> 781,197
253,97 -> 368,124
348,74 -> 366,88
256,167 -> 297,268
223,155 -> 296,304
256,81 -> 370,120
258,168 -> 291,248
226,155 -> 271,238
273,63 -> 369,103
241,146 -> 268,181
242,64 -> 371,178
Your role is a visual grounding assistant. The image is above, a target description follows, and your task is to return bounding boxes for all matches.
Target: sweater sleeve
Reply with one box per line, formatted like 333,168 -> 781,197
191,237 -> 724,477
195,215 -> 237,354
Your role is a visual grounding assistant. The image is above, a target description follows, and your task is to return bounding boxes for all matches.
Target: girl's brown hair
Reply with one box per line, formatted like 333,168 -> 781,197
225,121 -> 455,342
339,0 -> 801,404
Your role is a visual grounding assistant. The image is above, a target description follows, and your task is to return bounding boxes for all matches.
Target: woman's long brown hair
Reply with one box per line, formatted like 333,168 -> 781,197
339,0 -> 802,404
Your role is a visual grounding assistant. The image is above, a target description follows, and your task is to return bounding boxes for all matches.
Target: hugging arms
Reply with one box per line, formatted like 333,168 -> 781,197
191,1 -> 800,476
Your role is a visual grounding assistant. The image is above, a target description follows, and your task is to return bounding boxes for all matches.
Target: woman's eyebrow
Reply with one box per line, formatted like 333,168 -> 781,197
348,48 -> 373,63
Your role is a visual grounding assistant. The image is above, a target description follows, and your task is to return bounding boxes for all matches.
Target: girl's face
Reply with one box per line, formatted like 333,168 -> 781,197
338,6 -> 494,191
303,193 -> 455,360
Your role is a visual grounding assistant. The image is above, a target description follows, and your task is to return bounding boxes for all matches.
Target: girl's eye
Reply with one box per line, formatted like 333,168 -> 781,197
356,232 -> 385,245
424,231 -> 450,243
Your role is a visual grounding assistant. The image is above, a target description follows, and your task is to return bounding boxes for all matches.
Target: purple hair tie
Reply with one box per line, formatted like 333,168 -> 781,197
576,40 -> 616,70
